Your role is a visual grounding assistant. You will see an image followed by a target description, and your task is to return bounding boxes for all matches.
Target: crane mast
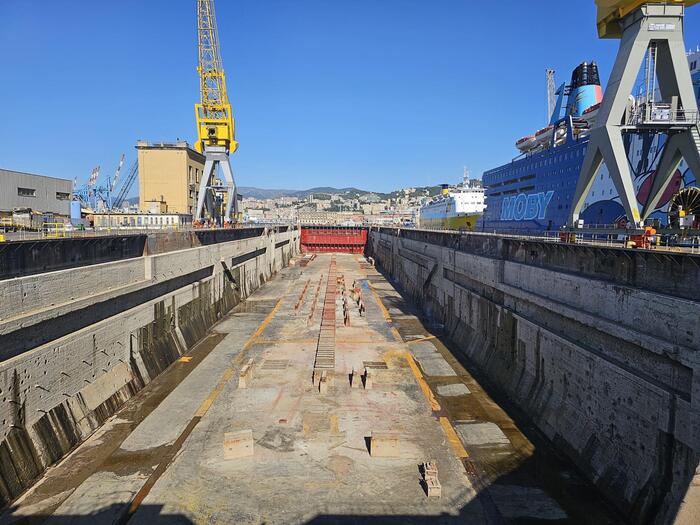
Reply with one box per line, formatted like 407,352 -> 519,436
194,0 -> 239,224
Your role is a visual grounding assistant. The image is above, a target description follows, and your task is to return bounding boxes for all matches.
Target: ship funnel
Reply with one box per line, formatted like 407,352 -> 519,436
566,62 -> 603,117
441,184 -> 449,195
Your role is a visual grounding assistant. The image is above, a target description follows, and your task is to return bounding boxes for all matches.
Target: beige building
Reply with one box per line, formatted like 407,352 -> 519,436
90,211 -> 192,229
136,141 -> 205,215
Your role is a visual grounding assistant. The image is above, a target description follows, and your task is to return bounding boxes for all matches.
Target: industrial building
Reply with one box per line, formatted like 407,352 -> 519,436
90,211 -> 193,229
0,168 -> 72,217
136,140 -> 205,216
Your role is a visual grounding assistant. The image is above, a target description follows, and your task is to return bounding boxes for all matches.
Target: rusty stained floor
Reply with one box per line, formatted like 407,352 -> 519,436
2,253 -> 623,525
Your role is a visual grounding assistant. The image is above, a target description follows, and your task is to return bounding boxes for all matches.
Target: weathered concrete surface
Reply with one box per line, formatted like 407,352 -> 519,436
0,226 -> 283,280
368,228 -> 700,525
0,227 -> 299,507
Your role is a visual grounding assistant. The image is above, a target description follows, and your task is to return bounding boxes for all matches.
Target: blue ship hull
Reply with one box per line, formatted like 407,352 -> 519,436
480,135 -> 586,233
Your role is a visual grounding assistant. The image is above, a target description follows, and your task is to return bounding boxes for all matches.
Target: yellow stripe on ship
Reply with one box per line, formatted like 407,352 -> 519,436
420,213 -> 482,231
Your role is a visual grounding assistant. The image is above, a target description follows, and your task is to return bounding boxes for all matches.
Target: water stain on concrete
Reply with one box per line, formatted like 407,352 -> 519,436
257,428 -> 295,452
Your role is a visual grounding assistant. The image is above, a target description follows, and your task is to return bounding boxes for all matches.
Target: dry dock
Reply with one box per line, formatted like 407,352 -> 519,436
3,252 -> 623,524
2,226 -> 699,524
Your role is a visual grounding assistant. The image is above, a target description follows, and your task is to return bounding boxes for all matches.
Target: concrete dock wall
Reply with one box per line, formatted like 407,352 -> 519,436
0,226 -> 282,281
368,228 -> 700,524
0,227 -> 299,506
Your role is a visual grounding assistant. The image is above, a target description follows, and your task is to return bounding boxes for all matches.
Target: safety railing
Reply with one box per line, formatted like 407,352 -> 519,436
43,222 -> 67,239
626,104 -> 700,127
393,226 -> 700,253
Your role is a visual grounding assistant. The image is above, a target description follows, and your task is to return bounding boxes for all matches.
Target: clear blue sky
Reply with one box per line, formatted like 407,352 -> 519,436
2,1 -> 700,193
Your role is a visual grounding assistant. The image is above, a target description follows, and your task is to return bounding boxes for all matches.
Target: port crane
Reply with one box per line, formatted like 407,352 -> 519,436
72,155 -> 138,212
570,0 -> 700,228
112,160 -> 139,210
194,0 -> 238,224
72,166 -> 101,209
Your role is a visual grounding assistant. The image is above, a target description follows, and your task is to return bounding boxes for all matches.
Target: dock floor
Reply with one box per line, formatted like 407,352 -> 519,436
3,254 -> 622,524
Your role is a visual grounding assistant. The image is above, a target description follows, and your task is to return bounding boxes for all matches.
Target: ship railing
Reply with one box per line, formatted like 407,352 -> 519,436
625,104 -> 700,128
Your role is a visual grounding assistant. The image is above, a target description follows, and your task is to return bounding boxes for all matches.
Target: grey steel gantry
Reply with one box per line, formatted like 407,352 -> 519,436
570,3 -> 700,228
195,145 -> 238,223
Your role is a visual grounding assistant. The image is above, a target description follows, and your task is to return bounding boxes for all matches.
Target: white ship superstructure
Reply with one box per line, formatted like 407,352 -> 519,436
419,170 -> 485,230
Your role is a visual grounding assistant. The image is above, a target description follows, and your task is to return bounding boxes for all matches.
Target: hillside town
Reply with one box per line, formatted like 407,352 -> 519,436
240,185 -> 446,226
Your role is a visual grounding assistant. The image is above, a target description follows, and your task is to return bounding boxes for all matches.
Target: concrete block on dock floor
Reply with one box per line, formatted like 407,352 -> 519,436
415,355 -> 456,377
436,383 -> 471,396
238,359 -> 254,389
319,370 -> 329,394
410,341 -> 440,360
425,476 -> 442,498
350,368 -> 360,388
363,368 -> 373,390
455,422 -> 510,446
370,432 -> 400,457
421,460 -> 438,479
224,429 -> 254,459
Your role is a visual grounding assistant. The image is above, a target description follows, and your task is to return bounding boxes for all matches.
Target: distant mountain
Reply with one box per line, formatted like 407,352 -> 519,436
237,184 -> 449,200
237,187 -> 298,199
238,186 -> 369,199
292,187 -> 367,198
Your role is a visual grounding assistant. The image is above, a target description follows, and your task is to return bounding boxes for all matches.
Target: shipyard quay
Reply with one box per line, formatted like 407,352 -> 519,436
1,2 -> 700,524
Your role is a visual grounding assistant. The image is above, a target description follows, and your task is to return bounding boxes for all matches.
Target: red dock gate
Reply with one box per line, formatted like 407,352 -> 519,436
300,226 -> 368,254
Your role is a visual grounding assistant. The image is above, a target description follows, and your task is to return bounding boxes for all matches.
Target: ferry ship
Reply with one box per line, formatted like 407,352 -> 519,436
479,50 -> 700,233
419,170 -> 485,230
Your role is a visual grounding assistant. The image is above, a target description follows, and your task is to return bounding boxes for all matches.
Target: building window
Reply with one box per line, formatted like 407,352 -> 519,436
18,187 -> 36,197
56,192 -> 70,200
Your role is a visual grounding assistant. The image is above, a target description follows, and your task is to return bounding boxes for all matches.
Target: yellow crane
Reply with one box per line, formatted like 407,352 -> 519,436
194,0 -> 239,224
595,0 -> 700,37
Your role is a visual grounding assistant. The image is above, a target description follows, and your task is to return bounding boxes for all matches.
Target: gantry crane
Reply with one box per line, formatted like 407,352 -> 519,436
570,0 -> 700,228
595,0 -> 700,38
194,0 -> 238,224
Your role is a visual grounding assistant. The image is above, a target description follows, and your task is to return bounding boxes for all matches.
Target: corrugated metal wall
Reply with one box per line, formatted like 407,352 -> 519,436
0,169 -> 72,215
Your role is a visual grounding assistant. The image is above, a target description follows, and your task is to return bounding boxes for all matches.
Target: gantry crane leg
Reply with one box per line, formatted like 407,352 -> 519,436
195,145 -> 238,223
571,3 -> 700,227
